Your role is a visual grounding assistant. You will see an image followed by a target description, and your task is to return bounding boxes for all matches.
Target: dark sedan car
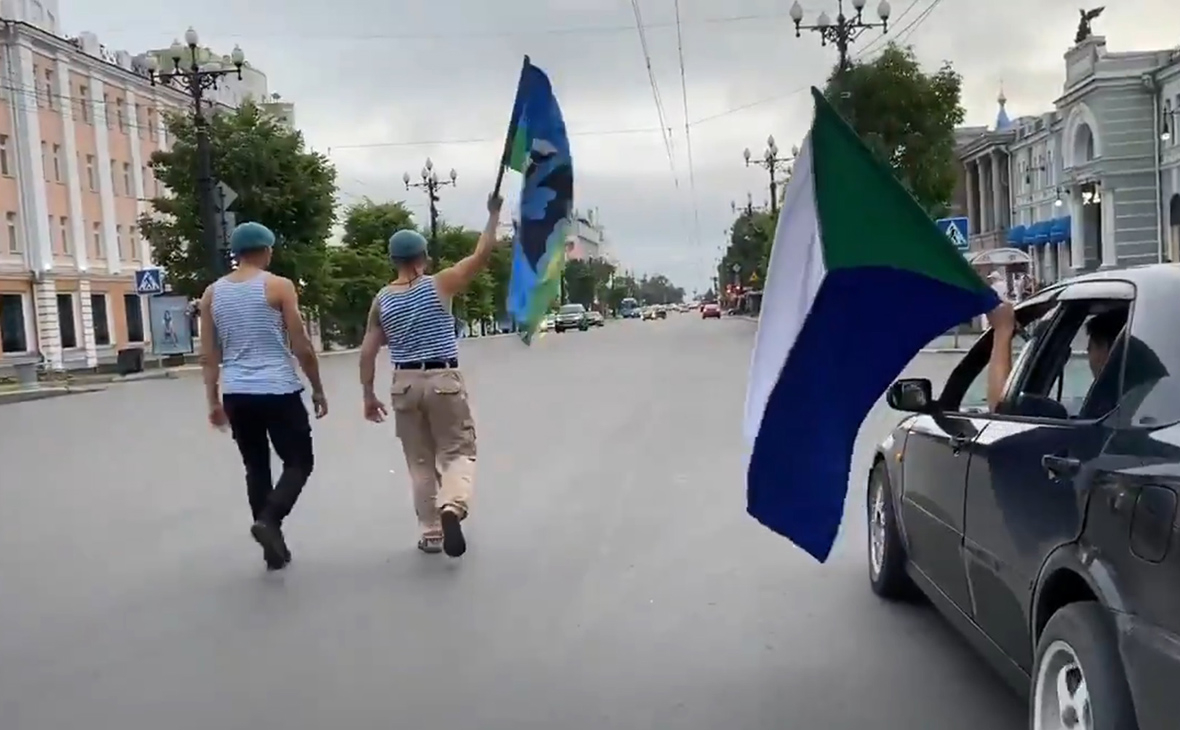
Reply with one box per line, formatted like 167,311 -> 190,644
868,265 -> 1180,730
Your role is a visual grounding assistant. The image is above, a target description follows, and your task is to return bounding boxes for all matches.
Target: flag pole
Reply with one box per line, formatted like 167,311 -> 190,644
492,55 -> 530,198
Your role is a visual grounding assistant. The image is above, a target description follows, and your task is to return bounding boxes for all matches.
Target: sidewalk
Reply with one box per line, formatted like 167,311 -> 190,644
733,314 -> 979,354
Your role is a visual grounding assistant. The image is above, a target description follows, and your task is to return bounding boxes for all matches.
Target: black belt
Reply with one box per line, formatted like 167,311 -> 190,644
394,359 -> 458,370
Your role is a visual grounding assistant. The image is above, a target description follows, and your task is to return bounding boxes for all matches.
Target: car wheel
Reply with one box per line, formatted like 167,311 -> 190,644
867,460 -> 916,600
1032,602 -> 1136,730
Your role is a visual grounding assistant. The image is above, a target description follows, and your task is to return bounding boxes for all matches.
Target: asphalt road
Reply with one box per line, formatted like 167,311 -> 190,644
0,315 -> 1024,730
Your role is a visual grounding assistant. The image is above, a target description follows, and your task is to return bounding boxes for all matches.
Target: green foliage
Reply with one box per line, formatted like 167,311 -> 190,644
823,43 -> 965,217
139,102 -> 337,309
635,273 -> 686,305
322,246 -> 391,347
564,257 -> 616,308
720,207 -> 777,291
341,199 -> 415,254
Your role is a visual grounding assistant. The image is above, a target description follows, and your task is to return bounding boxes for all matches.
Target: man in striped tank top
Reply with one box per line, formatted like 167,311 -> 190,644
199,222 -> 328,571
359,193 -> 504,557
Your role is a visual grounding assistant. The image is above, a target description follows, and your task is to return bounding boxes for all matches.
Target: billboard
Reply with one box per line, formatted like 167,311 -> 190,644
148,294 -> 194,356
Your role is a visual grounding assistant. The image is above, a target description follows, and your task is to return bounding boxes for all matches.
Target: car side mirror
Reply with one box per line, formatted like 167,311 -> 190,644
886,378 -> 936,413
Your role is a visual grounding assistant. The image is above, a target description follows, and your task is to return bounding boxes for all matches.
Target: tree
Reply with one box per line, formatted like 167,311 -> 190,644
720,207 -> 776,291
823,43 -> 965,217
564,257 -> 615,309
637,274 -> 685,305
340,199 -> 415,255
140,102 -> 337,309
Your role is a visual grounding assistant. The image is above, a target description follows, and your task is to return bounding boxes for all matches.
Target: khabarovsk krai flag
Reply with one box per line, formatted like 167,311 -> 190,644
743,88 -> 999,563
503,58 -> 574,344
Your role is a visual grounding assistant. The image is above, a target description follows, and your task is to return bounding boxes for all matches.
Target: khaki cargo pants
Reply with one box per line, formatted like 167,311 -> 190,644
389,368 -> 476,534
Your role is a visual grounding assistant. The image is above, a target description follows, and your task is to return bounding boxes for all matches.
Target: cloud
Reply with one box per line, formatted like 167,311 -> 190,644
71,0 -> 1180,292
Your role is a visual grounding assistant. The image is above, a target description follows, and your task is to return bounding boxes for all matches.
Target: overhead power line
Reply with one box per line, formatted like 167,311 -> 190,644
630,0 -> 679,187
672,0 -> 702,248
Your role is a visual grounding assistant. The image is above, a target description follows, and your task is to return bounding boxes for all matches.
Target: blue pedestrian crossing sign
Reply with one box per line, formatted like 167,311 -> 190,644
134,268 -> 164,295
935,217 -> 970,252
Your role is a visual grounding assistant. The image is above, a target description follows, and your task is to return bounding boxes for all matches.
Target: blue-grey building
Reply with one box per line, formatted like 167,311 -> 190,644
957,33 -> 1180,285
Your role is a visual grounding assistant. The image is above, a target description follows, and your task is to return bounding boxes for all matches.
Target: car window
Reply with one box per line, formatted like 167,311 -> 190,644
1115,285 -> 1180,427
1010,300 -> 1131,420
560,304 -> 584,314
952,303 -> 1060,413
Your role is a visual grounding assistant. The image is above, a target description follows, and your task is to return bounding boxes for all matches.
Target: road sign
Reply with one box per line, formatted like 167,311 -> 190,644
214,181 -> 239,252
935,216 -> 970,252
216,181 -> 238,209
134,268 -> 164,295
731,263 -> 740,273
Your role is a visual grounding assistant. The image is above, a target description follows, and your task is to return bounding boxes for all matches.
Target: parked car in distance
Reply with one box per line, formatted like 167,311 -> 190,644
866,265 -> 1180,730
539,315 -> 554,332
554,303 -> 588,332
642,306 -> 658,321
586,310 -> 604,327
655,305 -> 667,319
701,303 -> 721,319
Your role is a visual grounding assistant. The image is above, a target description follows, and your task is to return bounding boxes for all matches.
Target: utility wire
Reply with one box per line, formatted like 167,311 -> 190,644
894,0 -> 946,44
630,0 -> 679,187
672,0 -> 702,248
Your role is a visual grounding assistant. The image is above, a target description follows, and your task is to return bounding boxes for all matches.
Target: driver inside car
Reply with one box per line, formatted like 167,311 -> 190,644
984,301 -> 1128,414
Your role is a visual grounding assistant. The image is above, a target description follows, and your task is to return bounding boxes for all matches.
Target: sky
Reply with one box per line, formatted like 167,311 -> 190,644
68,0 -> 1180,294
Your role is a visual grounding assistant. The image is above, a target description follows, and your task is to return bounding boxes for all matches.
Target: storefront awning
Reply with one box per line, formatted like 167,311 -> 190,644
1048,216 -> 1071,244
1007,224 -> 1026,246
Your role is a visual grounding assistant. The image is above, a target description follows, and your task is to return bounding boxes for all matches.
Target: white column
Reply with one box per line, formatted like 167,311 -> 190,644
124,87 -> 150,265
55,57 -> 88,274
13,44 -> 52,273
1100,188 -> 1117,268
89,76 -> 121,274
1070,192 -> 1085,272
32,279 -> 61,368
77,278 -> 97,364
964,162 -> 977,234
991,150 -> 1005,231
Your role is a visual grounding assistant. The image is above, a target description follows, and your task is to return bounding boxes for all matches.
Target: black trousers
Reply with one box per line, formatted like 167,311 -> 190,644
223,392 -> 315,526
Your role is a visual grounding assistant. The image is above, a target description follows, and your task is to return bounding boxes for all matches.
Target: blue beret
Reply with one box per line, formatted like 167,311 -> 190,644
229,222 -> 275,254
388,229 -> 428,259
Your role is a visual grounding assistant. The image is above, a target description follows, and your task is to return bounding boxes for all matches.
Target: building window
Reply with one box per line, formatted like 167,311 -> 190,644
0,134 -> 9,176
129,227 -> 139,260
5,212 -> 19,254
110,159 -> 118,195
116,224 -> 124,259
0,294 -> 28,353
122,162 -> 132,195
44,68 -> 55,110
124,293 -> 144,342
115,97 -> 126,132
47,214 -> 54,251
59,216 -> 70,253
148,109 -> 158,140
103,93 -> 113,129
51,143 -> 61,182
78,84 -> 91,123
142,166 -> 153,198
57,293 -> 77,349
91,221 -> 103,257
90,293 -> 110,345
85,155 -> 96,191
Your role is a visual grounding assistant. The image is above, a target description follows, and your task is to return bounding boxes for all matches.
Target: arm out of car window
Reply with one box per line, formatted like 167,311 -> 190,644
986,302 -> 1016,412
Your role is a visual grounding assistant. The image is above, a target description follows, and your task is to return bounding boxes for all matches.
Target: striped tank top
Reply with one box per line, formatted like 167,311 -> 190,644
211,272 -> 304,395
376,277 -> 459,364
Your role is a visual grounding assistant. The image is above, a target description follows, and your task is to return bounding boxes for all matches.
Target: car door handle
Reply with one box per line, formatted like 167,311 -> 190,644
1042,454 -> 1081,481
949,434 -> 969,454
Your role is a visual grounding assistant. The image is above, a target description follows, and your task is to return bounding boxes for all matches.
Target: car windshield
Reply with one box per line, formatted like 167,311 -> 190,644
560,305 -> 584,314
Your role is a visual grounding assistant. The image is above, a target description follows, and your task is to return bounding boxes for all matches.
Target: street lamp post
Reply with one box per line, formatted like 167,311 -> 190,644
744,136 -> 798,215
731,192 -> 755,217
145,28 -> 246,277
789,0 -> 890,73
403,159 -> 457,246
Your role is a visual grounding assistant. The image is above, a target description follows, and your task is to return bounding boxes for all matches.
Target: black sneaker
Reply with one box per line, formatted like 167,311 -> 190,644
251,520 -> 291,569
440,509 -> 466,558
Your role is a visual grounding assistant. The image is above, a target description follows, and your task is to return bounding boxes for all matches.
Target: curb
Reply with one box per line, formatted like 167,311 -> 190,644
0,384 -> 106,406
735,315 -> 973,355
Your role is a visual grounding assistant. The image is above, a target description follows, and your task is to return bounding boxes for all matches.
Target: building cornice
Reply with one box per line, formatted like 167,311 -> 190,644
4,20 -> 190,108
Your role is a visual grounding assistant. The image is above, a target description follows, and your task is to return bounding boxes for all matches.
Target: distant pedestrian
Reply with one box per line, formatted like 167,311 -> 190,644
359,193 -> 504,556
199,222 -> 328,571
